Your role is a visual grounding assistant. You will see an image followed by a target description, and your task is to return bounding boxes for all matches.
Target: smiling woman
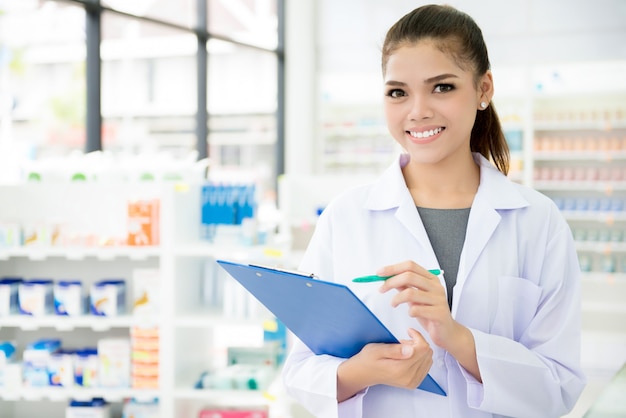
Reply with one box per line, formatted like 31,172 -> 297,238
282,4 -> 586,418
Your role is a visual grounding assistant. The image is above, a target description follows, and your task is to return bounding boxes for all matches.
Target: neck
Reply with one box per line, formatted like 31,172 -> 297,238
403,153 -> 479,209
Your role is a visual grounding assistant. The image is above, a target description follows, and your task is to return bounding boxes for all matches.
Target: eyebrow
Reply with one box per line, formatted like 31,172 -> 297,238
425,73 -> 459,83
385,73 -> 459,86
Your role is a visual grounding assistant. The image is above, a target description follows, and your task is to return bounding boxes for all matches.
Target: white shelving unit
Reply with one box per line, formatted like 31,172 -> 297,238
0,182 -> 297,418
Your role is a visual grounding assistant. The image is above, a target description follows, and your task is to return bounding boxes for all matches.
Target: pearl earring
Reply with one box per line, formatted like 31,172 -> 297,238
480,101 -> 488,109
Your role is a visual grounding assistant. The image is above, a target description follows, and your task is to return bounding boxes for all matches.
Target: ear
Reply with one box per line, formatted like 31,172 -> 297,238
477,70 -> 494,109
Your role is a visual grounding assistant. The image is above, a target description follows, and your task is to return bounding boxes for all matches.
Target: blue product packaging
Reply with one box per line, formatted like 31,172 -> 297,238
0,277 -> 23,316
610,198 -> 624,212
0,342 -> 16,362
54,280 -> 84,316
0,341 -> 17,388
74,348 -> 99,387
235,184 -> 256,224
23,338 -> 61,387
18,279 -> 54,316
67,398 -> 110,418
90,280 -> 126,316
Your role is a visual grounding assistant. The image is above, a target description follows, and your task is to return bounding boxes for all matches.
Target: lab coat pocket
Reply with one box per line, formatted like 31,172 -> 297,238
491,275 -> 542,341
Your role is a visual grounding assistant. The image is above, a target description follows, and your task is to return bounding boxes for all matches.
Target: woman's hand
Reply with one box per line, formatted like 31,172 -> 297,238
377,260 -> 481,382
377,260 -> 455,348
337,328 -> 433,402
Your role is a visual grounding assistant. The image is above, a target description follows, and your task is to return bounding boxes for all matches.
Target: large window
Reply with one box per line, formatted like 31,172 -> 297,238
101,12 -> 198,156
0,0 -> 284,188
0,1 -> 86,159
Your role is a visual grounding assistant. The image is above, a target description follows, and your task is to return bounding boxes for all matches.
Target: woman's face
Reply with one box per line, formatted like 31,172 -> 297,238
383,40 -> 492,166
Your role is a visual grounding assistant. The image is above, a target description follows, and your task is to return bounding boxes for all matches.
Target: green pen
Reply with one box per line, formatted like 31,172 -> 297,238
352,269 -> 442,283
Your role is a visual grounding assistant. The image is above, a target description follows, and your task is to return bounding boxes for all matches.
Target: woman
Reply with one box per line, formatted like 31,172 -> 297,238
282,4 -> 586,418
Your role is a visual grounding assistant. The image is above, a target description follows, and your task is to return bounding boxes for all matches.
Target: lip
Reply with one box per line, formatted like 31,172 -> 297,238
405,126 -> 445,144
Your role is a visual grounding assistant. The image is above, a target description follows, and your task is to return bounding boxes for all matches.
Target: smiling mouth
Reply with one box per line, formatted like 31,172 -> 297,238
407,127 -> 444,139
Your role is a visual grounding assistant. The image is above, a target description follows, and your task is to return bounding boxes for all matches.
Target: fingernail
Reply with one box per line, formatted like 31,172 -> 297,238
401,345 -> 413,357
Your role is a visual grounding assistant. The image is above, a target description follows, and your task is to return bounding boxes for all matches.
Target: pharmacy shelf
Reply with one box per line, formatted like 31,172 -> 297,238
0,247 -> 161,261
173,388 -> 270,402
533,121 -> 626,131
0,182 -> 296,418
0,315 -> 157,331
575,241 -> 626,253
0,387 -> 159,403
563,212 -> 626,223
533,151 -> 626,162
532,181 -> 626,192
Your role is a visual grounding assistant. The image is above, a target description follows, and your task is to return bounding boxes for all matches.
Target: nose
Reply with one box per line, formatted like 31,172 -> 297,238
407,94 -> 432,120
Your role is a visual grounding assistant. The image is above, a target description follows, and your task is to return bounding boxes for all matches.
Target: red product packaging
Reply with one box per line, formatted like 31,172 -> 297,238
198,408 -> 268,418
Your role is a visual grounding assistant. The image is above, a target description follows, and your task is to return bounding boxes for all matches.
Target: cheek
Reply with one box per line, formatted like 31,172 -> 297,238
384,104 -> 403,126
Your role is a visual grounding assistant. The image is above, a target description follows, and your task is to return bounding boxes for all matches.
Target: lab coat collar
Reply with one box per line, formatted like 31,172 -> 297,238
364,153 -> 529,212
364,152 -> 530,315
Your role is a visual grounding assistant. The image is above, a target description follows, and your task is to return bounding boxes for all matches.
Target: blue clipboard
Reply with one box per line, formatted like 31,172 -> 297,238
217,259 -> 446,396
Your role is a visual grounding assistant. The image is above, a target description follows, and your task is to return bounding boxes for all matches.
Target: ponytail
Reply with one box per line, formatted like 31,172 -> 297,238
471,102 -> 509,175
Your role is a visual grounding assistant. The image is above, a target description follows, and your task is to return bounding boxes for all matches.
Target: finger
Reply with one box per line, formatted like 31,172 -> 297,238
375,260 -> 416,277
390,287 -> 431,307
376,260 -> 436,279
379,271 -> 442,294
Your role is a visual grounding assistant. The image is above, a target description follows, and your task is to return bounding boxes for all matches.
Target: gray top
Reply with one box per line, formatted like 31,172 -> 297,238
416,207 -> 471,309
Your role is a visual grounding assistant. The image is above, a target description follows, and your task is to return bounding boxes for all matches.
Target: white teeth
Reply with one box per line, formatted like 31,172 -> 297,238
409,127 -> 443,138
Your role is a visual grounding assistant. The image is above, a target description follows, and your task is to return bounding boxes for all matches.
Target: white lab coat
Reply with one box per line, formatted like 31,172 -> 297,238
282,153 -> 586,418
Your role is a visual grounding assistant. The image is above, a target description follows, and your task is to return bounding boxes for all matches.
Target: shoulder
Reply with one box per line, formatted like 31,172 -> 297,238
320,182 -> 374,218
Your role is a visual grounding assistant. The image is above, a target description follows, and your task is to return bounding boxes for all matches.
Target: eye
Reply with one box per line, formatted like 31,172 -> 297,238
386,89 -> 406,98
433,84 -> 454,93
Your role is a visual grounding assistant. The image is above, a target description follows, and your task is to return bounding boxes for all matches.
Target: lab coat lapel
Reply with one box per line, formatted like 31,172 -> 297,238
453,154 -> 530,313
396,191 -> 433,253
365,154 -> 436,261
459,193 -> 501,288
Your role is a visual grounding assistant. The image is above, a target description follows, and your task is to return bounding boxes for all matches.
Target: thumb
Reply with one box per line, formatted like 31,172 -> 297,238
400,343 -> 414,358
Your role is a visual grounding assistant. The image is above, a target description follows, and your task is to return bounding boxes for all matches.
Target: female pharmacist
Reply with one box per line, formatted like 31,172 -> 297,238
282,4 -> 586,418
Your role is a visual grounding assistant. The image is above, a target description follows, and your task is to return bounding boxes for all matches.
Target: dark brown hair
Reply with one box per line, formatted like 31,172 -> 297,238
382,4 -> 509,174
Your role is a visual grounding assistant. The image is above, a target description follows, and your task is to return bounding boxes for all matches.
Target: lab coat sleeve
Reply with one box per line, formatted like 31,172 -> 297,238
281,207 -> 368,418
463,223 -> 586,418
282,337 -> 368,418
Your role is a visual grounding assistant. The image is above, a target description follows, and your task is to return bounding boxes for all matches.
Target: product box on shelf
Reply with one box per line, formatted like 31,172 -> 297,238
0,341 -> 16,387
49,349 -> 76,387
0,277 -> 23,316
198,407 -> 268,418
98,338 -> 131,388
90,279 -> 126,316
66,398 -> 111,418
74,348 -> 99,387
54,280 -> 85,316
122,398 -> 159,418
127,199 -> 160,246
23,339 -> 62,387
130,326 -> 159,389
0,222 -> 21,247
18,279 -> 54,316
132,269 -> 161,316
